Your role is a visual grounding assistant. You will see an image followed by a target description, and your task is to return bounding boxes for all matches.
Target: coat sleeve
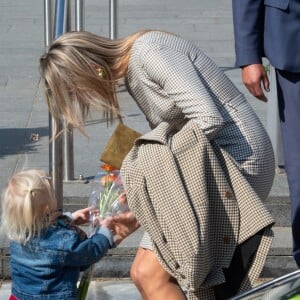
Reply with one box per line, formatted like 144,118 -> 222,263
232,0 -> 265,67
137,43 -> 224,140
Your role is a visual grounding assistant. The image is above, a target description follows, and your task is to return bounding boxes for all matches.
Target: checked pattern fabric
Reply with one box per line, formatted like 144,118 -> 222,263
122,30 -> 275,299
121,121 -> 274,299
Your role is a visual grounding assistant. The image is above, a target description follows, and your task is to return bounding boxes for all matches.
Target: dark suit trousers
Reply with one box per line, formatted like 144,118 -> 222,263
277,69 -> 300,267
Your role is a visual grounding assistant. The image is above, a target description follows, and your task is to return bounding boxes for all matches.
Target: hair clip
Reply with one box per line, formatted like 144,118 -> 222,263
96,68 -> 105,78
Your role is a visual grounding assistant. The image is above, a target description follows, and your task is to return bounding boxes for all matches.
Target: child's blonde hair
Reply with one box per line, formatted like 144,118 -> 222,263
0,169 -> 57,244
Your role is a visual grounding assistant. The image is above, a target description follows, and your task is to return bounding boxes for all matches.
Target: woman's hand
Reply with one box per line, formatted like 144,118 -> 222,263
113,211 -> 140,238
101,211 -> 140,245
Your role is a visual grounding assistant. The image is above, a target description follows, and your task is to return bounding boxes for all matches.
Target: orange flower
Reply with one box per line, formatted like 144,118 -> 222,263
100,173 -> 118,186
101,164 -> 118,172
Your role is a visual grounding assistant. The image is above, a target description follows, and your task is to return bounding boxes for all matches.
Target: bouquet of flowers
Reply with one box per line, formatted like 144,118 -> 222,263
89,163 -> 129,222
77,163 -> 129,300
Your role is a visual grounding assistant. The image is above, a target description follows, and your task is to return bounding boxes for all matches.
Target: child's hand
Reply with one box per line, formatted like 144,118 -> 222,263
72,206 -> 99,225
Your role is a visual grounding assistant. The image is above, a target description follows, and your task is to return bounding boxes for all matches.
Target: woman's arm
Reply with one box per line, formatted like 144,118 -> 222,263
138,43 -> 224,139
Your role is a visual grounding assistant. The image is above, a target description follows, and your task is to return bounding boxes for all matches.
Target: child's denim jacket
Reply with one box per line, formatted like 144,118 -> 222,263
10,215 -> 114,300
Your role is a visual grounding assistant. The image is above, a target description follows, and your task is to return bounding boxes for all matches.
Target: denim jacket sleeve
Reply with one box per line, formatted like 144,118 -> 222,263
62,228 -> 114,267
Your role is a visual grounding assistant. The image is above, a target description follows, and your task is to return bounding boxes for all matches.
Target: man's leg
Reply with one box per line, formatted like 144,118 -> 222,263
277,69 -> 300,266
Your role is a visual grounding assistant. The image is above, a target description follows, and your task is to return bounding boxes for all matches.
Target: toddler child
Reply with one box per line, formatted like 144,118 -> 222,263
0,169 -> 134,300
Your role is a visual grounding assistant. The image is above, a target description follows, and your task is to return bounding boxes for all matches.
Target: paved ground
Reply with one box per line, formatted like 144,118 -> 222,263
0,279 -> 141,300
0,0 -> 296,299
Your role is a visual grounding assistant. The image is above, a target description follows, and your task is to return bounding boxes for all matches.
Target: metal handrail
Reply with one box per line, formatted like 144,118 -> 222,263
75,0 -> 84,31
44,0 -> 118,207
44,0 -> 52,49
109,0 -> 118,39
44,0 -> 64,208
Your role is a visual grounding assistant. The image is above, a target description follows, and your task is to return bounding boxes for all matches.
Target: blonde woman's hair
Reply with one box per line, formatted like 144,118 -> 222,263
0,169 -> 57,244
39,29 -> 151,137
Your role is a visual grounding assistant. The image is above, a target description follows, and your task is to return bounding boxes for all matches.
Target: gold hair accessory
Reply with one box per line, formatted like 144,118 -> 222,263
97,68 -> 105,78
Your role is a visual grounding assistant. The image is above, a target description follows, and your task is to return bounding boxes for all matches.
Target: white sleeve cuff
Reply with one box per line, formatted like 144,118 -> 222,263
97,226 -> 115,248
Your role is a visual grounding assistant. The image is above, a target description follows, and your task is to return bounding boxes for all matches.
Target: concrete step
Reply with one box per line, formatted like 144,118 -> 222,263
94,226 -> 298,279
1,226 -> 297,280
63,191 -> 299,278
62,194 -> 292,227
1,196 -> 297,280
264,196 -> 291,227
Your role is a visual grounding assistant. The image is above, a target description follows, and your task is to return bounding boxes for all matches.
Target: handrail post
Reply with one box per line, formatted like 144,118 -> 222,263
44,0 -> 52,49
75,0 -> 84,31
44,0 -> 64,209
49,0 -> 72,209
62,0 -> 75,182
109,0 -> 118,39
45,0 -> 86,190
63,0 -> 84,182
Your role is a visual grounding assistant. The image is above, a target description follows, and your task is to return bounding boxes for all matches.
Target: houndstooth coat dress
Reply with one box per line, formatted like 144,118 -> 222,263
122,31 -> 275,299
121,121 -> 274,299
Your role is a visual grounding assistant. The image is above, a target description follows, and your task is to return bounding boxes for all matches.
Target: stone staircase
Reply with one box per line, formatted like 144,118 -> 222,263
1,192 -> 297,280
